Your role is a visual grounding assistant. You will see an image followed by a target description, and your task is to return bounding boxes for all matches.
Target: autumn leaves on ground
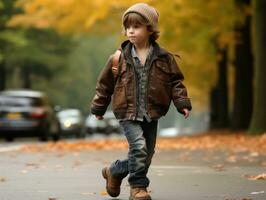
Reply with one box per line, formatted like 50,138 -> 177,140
20,130 -> 266,182
21,131 -> 266,155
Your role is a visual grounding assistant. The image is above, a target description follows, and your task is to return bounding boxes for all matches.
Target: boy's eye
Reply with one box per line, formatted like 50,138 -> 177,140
126,24 -> 140,29
133,24 -> 140,28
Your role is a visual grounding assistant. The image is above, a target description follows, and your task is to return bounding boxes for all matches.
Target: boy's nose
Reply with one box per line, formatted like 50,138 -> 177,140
128,27 -> 134,33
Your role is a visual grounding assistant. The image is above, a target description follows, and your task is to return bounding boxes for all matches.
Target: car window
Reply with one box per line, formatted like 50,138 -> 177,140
58,110 -> 80,118
0,96 -> 43,107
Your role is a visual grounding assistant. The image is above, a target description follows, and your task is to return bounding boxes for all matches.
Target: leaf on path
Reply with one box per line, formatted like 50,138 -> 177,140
55,153 -> 65,157
72,160 -> 82,167
249,152 -> 259,157
178,152 -> 191,162
250,191 -> 264,195
48,197 -> 57,200
100,190 -> 108,195
261,161 -> 266,167
21,170 -> 28,174
0,177 -> 7,182
245,173 -> 266,180
226,155 -> 237,163
211,164 -> 225,171
26,163 -> 40,168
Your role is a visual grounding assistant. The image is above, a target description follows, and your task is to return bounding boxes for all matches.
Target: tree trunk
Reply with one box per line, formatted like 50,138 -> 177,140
232,0 -> 253,130
0,64 -> 6,91
210,46 -> 229,129
23,67 -> 31,89
249,0 -> 266,133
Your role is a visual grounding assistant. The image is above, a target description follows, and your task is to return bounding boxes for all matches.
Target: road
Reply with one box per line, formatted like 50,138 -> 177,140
0,137 -> 265,200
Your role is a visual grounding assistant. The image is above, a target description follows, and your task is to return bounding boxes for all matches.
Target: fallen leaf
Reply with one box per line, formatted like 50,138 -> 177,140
211,164 -> 225,171
250,191 -> 264,195
245,173 -> 266,180
261,161 -> 266,167
226,155 -> 237,163
0,177 -> 7,182
48,197 -> 56,200
26,163 -> 40,168
21,170 -> 28,174
249,152 -> 259,157
100,190 -> 108,195
72,160 -> 82,167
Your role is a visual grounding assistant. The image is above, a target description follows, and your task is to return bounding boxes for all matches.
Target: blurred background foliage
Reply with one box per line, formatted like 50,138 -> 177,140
6,0 -> 240,108
1,0 -> 265,133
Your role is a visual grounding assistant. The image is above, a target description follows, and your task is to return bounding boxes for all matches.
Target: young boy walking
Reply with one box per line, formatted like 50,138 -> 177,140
90,3 -> 192,200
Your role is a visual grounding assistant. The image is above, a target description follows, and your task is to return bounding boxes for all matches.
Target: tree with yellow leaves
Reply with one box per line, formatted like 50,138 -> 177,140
9,0 -> 266,133
8,0 -> 238,107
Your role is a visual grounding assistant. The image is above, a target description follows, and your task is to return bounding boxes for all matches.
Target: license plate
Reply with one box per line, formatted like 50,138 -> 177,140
7,113 -> 22,120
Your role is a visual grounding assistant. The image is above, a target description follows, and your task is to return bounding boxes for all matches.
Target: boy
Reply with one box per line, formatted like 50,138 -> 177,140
90,3 -> 192,200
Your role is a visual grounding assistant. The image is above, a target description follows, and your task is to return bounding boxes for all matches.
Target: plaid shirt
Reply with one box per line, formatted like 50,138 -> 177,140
131,45 -> 153,122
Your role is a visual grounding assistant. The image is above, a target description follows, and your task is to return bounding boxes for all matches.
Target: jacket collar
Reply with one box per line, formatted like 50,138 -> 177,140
120,40 -> 168,65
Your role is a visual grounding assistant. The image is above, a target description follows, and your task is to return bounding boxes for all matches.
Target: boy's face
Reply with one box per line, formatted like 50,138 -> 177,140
125,23 -> 152,46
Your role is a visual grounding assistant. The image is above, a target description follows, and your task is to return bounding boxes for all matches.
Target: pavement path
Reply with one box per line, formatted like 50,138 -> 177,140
0,140 -> 265,200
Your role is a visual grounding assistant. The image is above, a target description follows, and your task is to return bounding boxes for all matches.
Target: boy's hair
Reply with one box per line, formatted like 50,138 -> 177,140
123,13 -> 160,41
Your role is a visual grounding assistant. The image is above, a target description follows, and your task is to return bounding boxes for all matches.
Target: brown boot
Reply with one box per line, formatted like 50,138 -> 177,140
102,167 -> 122,197
130,187 -> 151,200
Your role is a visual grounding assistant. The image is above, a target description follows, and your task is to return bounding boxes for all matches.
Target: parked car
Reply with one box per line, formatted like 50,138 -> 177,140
159,127 -> 180,137
0,89 -> 60,141
85,111 -> 122,135
56,108 -> 85,138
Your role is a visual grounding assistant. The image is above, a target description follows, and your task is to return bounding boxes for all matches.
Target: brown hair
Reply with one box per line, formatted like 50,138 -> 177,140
123,13 -> 160,41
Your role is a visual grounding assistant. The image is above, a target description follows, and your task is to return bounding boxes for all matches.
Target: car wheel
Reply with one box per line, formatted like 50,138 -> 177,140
86,129 -> 93,135
39,122 -> 50,142
52,134 -> 60,142
5,135 -> 14,142
51,123 -> 61,142
77,128 -> 86,138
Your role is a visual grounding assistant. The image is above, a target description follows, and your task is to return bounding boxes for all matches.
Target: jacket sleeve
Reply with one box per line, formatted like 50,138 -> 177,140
90,55 -> 115,116
168,54 -> 192,114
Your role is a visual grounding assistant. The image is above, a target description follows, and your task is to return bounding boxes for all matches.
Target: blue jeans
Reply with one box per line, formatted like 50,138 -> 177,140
110,119 -> 158,188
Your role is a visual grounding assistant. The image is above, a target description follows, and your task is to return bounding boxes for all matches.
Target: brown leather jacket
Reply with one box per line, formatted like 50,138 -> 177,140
90,40 -> 192,120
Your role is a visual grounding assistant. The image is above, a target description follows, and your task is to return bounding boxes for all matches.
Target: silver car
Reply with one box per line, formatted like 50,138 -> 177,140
85,111 -> 122,135
56,109 -> 85,138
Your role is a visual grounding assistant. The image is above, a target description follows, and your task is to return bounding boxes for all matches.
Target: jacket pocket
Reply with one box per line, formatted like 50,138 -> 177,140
112,84 -> 127,109
154,60 -> 171,82
148,82 -> 171,108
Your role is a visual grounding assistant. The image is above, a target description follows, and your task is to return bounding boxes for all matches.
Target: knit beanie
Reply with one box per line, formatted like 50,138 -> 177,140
122,3 -> 159,30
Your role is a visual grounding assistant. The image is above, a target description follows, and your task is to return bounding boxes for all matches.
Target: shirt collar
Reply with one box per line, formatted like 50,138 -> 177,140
131,44 -> 153,60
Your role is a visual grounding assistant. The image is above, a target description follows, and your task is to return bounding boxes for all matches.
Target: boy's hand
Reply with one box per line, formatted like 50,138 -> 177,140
95,115 -> 104,120
181,108 -> 190,119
